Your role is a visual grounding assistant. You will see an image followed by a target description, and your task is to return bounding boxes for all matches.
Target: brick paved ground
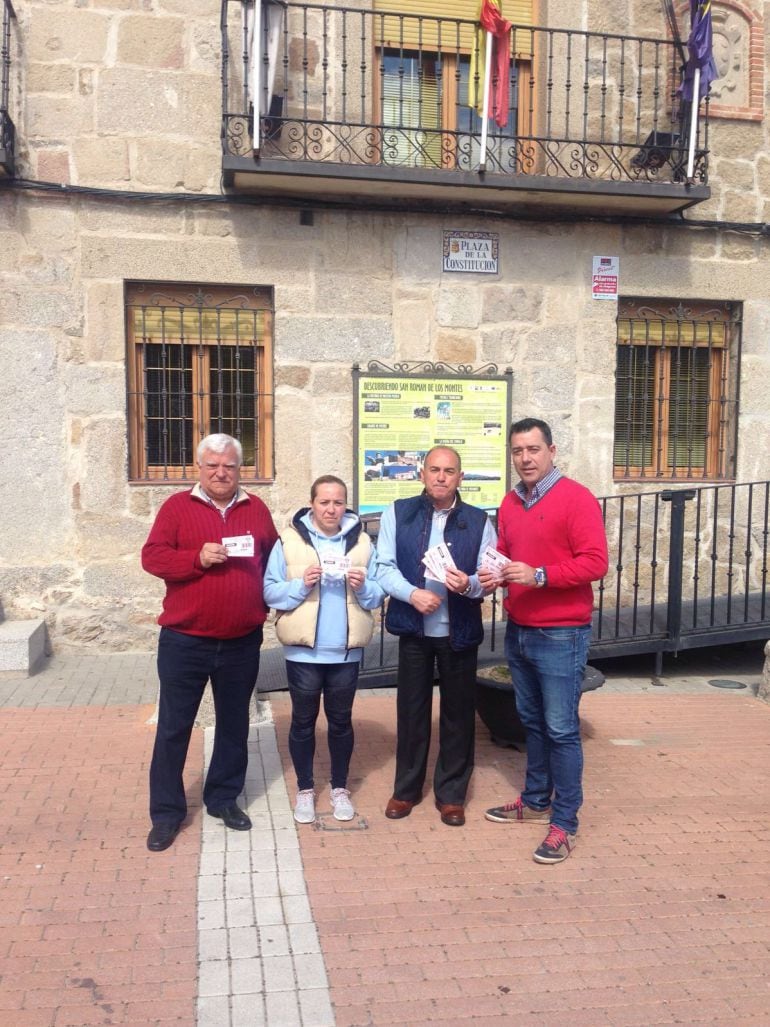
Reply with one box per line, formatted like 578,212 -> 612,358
272,688 -> 770,1026
0,647 -> 768,1025
0,703 -> 200,1026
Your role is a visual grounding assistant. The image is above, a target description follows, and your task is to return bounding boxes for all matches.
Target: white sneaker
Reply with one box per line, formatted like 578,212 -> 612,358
294,789 -> 315,824
330,787 -> 355,822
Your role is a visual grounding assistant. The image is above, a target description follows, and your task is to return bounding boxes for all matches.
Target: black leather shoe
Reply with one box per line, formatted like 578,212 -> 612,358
147,822 -> 181,852
208,803 -> 252,831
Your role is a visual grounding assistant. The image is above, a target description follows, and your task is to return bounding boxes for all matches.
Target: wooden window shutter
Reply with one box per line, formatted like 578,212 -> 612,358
373,1 -> 533,53
381,55 -> 442,167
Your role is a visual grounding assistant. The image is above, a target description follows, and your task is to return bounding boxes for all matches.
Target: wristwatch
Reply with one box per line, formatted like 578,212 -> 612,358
533,567 -> 547,588
461,580 -> 473,596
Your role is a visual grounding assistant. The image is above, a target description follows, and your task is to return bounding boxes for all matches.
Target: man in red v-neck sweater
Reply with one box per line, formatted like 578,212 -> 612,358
141,434 -> 278,852
480,418 -> 608,865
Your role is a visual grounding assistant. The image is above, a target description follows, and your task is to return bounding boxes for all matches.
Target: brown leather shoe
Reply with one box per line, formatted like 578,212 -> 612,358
435,801 -> 465,827
385,796 -> 418,819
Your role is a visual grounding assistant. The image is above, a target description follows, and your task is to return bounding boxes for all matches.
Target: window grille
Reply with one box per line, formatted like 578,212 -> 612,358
126,282 -> 274,482
613,299 -> 740,481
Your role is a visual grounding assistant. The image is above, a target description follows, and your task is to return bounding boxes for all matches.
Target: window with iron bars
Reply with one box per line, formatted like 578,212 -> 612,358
126,282 -> 274,482
613,299 -> 741,482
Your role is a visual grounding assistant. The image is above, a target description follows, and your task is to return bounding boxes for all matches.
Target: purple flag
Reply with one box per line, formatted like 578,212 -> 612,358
680,0 -> 719,101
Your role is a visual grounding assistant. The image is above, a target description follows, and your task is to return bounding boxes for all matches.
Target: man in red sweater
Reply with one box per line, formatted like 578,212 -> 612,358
480,418 -> 608,864
141,434 -> 278,852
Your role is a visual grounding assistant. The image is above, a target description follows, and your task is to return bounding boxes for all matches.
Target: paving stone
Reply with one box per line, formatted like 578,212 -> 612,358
230,955 -> 263,995
1,649 -> 768,1025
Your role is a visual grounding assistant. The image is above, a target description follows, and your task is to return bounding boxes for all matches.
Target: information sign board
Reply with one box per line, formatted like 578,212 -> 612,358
353,366 -> 511,514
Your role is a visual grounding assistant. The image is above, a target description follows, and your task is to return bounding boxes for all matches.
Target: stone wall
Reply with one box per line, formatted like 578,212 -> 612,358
1,1 -> 768,652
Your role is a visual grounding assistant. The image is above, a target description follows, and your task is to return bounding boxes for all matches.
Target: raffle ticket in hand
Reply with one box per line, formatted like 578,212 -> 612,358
222,534 -> 255,557
319,551 -> 351,579
422,542 -> 457,583
480,545 -> 510,582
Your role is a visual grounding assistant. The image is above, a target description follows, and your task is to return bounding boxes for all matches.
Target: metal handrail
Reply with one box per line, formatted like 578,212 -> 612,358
221,0 -> 708,186
357,480 -> 770,681
0,0 -> 16,172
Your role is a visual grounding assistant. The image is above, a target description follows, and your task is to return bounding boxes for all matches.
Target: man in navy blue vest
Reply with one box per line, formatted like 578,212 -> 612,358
376,446 -> 496,826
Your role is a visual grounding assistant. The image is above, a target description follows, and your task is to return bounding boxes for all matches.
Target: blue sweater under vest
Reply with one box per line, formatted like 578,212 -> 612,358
384,492 -> 488,651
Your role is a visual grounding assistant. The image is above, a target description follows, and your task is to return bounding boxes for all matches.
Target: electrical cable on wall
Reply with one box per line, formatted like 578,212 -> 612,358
1,176 -> 768,238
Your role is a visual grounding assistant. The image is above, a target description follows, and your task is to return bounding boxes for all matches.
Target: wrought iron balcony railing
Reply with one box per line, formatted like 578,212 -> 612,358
221,0 -> 709,189
0,0 -> 15,177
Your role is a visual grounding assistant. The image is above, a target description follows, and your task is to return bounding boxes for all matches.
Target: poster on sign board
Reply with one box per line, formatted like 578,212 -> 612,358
353,366 -> 511,514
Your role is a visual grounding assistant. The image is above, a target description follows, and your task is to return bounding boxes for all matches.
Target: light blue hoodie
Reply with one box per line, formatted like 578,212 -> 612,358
264,510 -> 384,663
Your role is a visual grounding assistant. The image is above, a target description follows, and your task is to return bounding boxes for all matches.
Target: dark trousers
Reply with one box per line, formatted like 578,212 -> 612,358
286,660 -> 360,791
149,625 -> 263,826
393,634 -> 478,806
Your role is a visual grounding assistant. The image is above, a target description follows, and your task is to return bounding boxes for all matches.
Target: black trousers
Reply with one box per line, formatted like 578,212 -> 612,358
149,625 -> 262,825
393,634 -> 478,806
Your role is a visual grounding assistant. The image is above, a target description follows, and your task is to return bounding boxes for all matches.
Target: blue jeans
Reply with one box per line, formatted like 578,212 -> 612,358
286,661 -> 360,791
504,620 -> 591,835
150,626 -> 262,825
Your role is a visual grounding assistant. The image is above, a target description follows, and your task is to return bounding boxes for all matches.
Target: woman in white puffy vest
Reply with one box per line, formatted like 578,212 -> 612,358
264,475 -> 384,824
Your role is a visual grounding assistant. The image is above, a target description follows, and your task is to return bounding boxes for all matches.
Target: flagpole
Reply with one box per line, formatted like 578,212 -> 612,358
478,30 -> 493,172
251,0 -> 263,154
685,66 -> 700,180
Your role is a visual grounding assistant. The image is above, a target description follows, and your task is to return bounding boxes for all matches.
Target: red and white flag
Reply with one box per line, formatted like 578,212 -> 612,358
470,0 -> 513,128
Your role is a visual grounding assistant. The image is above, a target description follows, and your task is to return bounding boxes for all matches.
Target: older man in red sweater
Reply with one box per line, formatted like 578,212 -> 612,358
480,418 -> 608,864
142,434 -> 277,852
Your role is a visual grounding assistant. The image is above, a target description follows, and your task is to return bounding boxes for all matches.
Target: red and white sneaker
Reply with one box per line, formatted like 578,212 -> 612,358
533,824 -> 577,864
484,796 -> 551,823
